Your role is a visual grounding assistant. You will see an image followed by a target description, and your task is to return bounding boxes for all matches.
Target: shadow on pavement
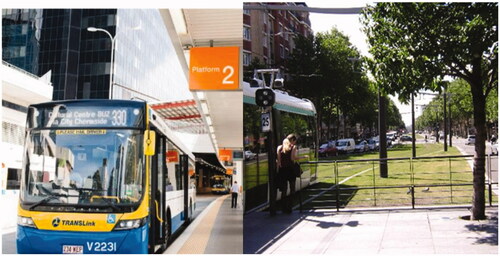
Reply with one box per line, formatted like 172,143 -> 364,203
243,211 -> 360,253
304,216 -> 360,229
465,210 -> 498,246
243,211 -> 306,254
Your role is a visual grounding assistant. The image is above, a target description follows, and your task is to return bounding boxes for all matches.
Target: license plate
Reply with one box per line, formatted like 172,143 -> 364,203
63,245 -> 83,254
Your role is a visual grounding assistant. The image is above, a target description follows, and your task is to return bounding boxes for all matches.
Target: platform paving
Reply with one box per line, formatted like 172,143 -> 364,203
244,207 -> 498,254
165,194 -> 243,254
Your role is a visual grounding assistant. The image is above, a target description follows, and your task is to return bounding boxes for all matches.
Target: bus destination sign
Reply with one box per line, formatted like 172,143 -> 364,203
31,106 -> 145,129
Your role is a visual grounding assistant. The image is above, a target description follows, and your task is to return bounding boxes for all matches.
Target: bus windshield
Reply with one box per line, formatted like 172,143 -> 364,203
21,129 -> 144,211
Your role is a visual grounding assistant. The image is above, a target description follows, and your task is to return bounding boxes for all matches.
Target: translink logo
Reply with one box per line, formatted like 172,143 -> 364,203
52,217 -> 61,227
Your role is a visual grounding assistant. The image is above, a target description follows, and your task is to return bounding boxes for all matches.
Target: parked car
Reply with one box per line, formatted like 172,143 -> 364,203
355,140 -> 369,153
386,132 -> 397,141
244,150 -> 256,160
466,135 -> 476,145
372,136 -> 391,148
319,142 -> 337,157
367,139 -> 379,151
336,138 -> 356,154
400,135 -> 412,142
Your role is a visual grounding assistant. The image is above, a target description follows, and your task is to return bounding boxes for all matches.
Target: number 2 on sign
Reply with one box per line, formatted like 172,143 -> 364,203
222,66 -> 235,84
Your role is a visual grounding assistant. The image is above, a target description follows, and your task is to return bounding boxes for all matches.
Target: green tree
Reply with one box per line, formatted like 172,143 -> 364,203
286,29 -> 375,140
285,34 -> 326,137
386,98 -> 405,130
362,2 -> 498,219
244,57 -> 267,82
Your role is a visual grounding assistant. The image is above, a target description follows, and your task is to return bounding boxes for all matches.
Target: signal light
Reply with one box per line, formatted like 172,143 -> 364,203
255,88 -> 275,107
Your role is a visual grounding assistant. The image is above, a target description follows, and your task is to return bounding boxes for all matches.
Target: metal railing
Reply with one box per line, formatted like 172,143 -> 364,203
297,154 -> 498,211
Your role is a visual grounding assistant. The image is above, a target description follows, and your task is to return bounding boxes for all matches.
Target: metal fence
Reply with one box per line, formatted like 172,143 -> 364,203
297,154 -> 498,211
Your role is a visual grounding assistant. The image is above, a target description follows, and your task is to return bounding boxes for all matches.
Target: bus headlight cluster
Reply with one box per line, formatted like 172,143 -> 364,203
18,216 -> 36,228
113,217 -> 146,230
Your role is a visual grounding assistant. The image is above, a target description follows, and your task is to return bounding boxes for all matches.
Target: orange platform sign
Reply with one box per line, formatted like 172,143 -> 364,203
166,150 -> 179,163
189,169 -> 195,177
226,169 -> 233,175
189,47 -> 240,90
219,149 -> 233,162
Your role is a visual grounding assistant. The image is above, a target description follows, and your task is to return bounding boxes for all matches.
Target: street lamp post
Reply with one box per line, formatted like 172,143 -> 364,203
87,27 -> 115,99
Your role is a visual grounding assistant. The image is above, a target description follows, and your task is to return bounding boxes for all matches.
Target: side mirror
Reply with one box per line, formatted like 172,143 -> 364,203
144,130 -> 156,156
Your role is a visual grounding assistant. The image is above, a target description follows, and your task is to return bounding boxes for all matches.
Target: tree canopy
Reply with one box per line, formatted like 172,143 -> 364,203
362,3 -> 497,103
362,2 -> 498,220
285,28 -> 403,140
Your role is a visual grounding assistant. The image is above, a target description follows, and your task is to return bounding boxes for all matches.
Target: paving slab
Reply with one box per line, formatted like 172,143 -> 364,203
244,207 -> 498,254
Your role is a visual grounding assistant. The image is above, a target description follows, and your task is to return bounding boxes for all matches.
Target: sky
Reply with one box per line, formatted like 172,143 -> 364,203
307,1 -> 425,128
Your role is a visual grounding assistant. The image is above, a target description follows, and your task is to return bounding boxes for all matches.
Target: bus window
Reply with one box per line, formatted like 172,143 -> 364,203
175,164 -> 183,190
22,129 -> 145,209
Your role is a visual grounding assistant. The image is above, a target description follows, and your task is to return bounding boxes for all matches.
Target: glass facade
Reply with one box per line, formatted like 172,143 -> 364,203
38,9 -> 85,100
2,9 -> 43,75
2,9 -> 191,102
113,9 -> 192,101
78,9 -> 117,99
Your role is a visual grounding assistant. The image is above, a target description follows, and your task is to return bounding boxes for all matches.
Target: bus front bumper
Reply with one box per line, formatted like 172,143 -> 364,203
16,224 -> 149,254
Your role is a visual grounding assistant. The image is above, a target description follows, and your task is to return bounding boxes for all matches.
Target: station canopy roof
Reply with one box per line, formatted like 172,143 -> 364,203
150,100 -> 206,134
194,153 -> 226,173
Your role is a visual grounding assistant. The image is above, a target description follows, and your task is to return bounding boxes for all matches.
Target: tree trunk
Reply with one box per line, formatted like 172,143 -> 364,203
337,107 -> 341,139
470,65 -> 487,220
316,98 -> 323,142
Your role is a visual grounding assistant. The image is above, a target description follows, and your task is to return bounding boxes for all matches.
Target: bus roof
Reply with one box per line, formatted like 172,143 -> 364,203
243,81 -> 316,116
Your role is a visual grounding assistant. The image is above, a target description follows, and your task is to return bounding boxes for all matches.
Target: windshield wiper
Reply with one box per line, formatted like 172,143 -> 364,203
95,197 -> 121,212
29,194 -> 68,210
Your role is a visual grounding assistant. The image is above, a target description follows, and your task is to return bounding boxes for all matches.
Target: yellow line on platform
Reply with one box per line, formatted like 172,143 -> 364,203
177,195 -> 228,254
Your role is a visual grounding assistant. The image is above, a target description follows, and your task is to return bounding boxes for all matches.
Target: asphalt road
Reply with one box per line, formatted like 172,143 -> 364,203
1,194 -> 220,254
451,137 -> 498,185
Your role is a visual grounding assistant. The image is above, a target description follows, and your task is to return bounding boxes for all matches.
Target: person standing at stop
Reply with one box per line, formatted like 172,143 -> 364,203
231,181 -> 240,208
276,134 -> 301,213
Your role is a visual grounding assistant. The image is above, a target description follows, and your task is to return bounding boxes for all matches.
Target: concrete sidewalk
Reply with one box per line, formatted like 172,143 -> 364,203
244,207 -> 498,254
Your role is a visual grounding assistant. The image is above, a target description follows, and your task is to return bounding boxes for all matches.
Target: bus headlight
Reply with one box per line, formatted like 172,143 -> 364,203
18,216 -> 36,228
113,217 -> 146,230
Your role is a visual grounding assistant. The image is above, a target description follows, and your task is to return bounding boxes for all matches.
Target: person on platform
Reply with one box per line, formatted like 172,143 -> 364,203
276,134 -> 302,213
231,181 -> 240,208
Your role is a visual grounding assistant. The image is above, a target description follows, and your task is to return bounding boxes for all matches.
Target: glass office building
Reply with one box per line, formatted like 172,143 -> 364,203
112,9 -> 191,101
2,9 -> 191,101
2,9 -> 43,76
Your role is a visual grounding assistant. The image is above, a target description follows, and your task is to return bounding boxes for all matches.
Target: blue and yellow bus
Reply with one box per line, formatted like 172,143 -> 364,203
17,99 -> 196,254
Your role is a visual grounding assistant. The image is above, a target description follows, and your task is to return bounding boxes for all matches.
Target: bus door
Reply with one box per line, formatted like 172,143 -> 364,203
149,134 -> 167,253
